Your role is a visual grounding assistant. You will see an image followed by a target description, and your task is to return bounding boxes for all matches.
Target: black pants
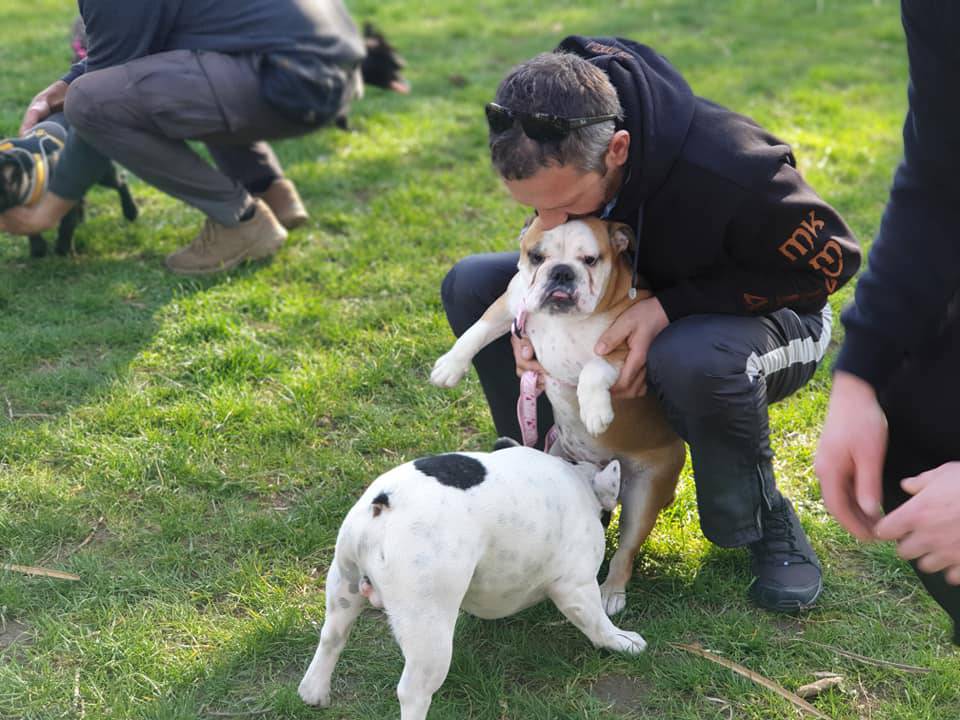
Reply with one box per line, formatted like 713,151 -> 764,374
442,252 -> 831,548
879,309 -> 960,643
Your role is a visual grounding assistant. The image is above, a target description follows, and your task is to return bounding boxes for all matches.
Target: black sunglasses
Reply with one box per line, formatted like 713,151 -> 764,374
485,102 -> 619,143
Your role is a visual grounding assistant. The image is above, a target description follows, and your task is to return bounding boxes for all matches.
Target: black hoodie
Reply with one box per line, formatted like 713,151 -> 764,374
558,36 -> 861,321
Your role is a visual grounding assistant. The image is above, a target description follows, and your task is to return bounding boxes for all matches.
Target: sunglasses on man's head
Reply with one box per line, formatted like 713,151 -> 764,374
485,102 -> 619,143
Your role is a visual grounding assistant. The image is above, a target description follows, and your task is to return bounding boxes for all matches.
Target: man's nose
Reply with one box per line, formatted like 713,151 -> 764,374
537,209 -> 568,230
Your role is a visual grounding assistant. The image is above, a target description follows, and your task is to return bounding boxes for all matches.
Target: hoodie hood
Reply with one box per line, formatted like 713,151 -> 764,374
556,36 -> 695,222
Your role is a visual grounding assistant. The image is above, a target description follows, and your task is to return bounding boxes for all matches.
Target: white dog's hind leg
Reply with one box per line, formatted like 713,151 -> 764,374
547,580 -> 646,654
389,596 -> 460,720
298,562 -> 365,707
577,358 -> 619,436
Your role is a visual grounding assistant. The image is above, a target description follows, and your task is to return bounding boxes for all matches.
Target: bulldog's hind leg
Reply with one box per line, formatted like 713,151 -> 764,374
600,444 -> 684,616
547,579 -> 646,654
298,562 -> 365,707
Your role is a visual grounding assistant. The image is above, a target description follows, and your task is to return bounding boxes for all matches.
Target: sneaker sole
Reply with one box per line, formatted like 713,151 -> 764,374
750,575 -> 823,613
164,232 -> 286,276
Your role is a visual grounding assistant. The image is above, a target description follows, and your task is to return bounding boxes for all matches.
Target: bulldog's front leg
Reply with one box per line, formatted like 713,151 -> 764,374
431,293 -> 513,387
577,358 -> 619,436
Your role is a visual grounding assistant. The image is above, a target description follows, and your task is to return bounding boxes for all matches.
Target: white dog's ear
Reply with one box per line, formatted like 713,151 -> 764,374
592,460 -> 621,512
609,223 -> 634,255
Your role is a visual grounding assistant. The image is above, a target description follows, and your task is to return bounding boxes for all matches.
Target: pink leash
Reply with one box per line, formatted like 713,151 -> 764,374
513,303 -> 558,453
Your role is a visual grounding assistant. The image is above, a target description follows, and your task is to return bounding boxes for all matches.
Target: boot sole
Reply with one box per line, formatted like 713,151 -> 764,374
165,232 -> 286,276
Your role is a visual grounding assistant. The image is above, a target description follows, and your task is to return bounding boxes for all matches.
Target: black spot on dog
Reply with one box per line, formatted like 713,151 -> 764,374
372,492 -> 390,517
414,454 -> 486,490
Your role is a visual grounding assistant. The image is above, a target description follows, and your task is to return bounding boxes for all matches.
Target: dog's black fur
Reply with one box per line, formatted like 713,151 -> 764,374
335,23 -> 408,130
27,163 -> 138,257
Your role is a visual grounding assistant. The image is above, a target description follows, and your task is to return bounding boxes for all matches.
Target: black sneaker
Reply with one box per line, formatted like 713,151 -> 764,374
749,496 -> 822,612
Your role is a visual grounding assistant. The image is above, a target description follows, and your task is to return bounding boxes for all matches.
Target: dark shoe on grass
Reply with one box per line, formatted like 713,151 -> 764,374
749,495 -> 822,612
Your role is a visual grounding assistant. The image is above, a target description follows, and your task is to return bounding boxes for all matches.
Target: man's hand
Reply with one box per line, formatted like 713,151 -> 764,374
814,371 -> 888,540
511,334 -> 545,385
875,462 -> 960,585
594,297 -> 669,398
0,192 -> 76,236
20,80 -> 69,135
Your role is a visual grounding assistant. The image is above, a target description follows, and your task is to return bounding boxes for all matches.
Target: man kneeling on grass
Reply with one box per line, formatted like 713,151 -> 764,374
0,0 -> 368,275
442,38 -> 862,611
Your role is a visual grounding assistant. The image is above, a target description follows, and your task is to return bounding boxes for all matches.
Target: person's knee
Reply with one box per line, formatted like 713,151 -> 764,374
64,75 -> 104,134
440,255 -> 504,335
647,325 -> 748,413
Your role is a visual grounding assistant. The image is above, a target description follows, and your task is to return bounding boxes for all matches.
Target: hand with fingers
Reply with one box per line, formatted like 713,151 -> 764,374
511,334 -> 546,387
20,80 -> 69,135
814,371 -> 888,540
593,297 -> 669,399
874,462 -> 960,585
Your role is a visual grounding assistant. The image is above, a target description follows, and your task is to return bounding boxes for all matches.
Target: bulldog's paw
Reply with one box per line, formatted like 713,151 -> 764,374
605,628 -> 647,655
579,393 -> 614,436
599,581 -> 627,616
430,352 -> 470,387
298,678 -> 331,707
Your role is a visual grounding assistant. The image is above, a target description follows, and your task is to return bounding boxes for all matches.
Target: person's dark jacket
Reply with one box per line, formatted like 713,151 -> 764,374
559,36 -> 861,321
50,0 -> 365,202
63,0 -> 365,85
834,1 -> 960,390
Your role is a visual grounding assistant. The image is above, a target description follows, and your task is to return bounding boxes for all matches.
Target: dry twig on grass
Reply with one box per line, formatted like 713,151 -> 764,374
2,563 -> 81,581
671,642 -> 832,720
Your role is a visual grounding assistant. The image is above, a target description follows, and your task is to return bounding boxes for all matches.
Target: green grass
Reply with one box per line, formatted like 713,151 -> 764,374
1,0 -> 957,718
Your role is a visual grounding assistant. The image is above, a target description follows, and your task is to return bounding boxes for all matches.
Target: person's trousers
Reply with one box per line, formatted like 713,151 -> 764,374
63,50 -> 321,226
441,252 -> 831,547
879,302 -> 960,644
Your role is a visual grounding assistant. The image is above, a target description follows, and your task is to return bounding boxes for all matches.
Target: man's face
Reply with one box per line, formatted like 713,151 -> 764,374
504,164 -> 615,231
501,129 -> 630,230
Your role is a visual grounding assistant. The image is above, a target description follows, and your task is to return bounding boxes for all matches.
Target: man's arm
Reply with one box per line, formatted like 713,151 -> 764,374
77,0 -> 176,72
655,163 -> 861,321
817,1 -> 960,543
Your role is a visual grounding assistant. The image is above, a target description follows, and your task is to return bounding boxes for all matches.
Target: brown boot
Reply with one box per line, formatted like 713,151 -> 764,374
255,178 -> 309,230
164,199 -> 287,276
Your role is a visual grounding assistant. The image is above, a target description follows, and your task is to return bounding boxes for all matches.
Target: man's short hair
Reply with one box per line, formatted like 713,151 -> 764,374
490,52 -> 623,180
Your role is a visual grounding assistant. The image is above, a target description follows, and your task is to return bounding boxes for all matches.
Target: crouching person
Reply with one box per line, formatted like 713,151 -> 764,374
0,0 -> 386,275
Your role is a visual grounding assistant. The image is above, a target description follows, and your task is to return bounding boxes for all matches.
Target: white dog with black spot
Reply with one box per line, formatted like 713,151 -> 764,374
297,446 -> 644,719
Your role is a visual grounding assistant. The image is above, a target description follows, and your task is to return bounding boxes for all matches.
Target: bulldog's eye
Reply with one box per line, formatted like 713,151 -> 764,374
528,251 -> 545,266
583,255 -> 599,267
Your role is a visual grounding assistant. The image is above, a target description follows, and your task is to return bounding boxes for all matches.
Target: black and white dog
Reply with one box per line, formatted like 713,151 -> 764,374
298,446 -> 644,719
0,115 -> 137,257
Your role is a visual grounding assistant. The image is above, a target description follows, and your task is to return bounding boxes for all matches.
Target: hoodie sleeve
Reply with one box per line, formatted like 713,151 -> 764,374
656,162 -> 861,319
77,0 -> 179,73
834,0 -> 960,391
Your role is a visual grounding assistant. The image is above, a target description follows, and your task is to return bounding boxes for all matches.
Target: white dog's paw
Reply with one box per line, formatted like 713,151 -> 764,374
298,679 -> 331,707
606,629 -> 647,655
599,581 -> 627,616
579,394 -> 614,436
430,352 -> 470,388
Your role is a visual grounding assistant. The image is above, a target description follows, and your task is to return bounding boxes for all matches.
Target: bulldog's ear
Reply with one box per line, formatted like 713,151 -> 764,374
516,214 -> 537,245
609,223 -> 634,255
592,460 -> 621,512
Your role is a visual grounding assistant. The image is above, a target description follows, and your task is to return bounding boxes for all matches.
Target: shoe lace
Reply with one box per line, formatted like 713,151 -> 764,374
192,218 -> 217,254
753,505 -> 809,566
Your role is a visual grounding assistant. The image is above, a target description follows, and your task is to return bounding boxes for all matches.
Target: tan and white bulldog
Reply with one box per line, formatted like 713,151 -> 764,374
432,217 -> 685,615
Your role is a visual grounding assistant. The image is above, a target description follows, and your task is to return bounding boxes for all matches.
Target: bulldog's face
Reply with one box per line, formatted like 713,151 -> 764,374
516,216 -> 634,315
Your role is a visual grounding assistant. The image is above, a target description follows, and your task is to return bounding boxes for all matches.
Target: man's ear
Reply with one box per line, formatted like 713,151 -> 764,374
604,129 -> 630,173
609,222 -> 634,255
